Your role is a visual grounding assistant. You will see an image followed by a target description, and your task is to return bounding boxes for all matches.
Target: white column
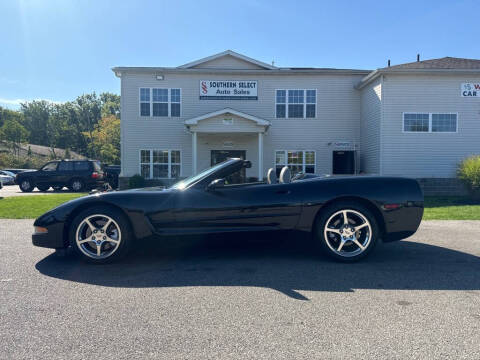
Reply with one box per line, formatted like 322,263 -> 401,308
258,132 -> 264,180
192,132 -> 197,175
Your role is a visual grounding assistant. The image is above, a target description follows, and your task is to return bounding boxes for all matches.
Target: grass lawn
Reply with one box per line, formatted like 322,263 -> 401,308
0,193 -> 87,219
423,196 -> 480,220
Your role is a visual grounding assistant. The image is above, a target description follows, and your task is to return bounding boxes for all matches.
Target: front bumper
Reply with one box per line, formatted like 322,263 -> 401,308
32,222 -> 66,249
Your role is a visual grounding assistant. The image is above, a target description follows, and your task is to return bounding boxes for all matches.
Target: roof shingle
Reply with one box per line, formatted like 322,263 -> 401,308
381,57 -> 480,70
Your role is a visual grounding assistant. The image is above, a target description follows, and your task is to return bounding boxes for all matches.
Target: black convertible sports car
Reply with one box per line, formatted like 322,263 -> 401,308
33,158 -> 424,263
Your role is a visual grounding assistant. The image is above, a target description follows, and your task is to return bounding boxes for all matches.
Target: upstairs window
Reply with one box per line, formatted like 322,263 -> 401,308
432,113 -> 457,132
139,88 -> 181,117
170,89 -> 181,117
140,88 -> 150,116
403,113 -> 457,133
276,89 -> 316,118
152,89 -> 168,116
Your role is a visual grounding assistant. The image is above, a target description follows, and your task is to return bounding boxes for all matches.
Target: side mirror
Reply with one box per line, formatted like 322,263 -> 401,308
206,178 -> 225,191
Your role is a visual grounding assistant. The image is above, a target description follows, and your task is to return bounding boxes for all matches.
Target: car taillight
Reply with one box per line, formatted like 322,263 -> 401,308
91,172 -> 99,179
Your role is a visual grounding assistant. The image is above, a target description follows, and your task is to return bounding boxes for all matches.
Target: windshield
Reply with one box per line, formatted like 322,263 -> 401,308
170,160 -> 234,190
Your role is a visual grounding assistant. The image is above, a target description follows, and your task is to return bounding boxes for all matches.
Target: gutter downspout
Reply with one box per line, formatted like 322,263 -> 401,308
379,74 -> 385,176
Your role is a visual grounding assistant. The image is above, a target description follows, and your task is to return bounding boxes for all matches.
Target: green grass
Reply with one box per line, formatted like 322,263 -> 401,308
423,196 -> 480,220
0,193 -> 478,220
0,193 -> 87,219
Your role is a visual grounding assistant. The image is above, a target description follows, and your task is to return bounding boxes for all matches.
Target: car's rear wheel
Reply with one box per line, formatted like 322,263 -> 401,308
37,185 -> 50,192
69,179 -> 85,192
19,179 -> 34,192
314,201 -> 379,262
70,206 -> 132,264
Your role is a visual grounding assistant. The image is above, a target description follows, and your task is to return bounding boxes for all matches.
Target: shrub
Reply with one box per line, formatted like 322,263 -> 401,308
128,174 -> 145,189
457,155 -> 480,198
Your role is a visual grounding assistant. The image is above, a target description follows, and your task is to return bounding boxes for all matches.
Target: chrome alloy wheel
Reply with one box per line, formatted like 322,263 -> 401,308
75,214 -> 121,259
323,209 -> 372,258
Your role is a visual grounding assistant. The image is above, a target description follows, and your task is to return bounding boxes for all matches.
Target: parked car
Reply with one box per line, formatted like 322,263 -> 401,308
15,159 -> 105,192
32,158 -> 424,264
104,165 -> 121,189
0,171 -> 15,185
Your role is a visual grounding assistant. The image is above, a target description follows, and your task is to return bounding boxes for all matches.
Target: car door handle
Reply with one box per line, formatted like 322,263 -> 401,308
276,190 -> 291,195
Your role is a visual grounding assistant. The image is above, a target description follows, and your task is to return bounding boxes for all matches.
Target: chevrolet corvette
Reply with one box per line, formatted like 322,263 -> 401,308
32,158 -> 424,263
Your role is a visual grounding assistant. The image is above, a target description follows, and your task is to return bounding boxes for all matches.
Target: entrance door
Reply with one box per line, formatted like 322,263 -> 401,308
211,150 -> 246,183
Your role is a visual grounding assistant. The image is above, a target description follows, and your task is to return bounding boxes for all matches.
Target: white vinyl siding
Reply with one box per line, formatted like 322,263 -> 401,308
381,74 -> 479,178
275,150 -> 315,175
403,113 -> 457,133
276,89 -> 316,118
139,88 -> 181,117
120,69 -> 364,178
139,149 -> 181,179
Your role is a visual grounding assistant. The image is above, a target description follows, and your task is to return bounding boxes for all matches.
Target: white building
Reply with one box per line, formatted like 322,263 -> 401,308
113,51 -> 480,193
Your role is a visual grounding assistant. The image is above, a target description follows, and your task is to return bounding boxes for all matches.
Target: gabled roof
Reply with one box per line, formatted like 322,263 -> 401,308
177,50 -> 277,70
356,56 -> 480,89
184,108 -> 270,126
380,57 -> 480,70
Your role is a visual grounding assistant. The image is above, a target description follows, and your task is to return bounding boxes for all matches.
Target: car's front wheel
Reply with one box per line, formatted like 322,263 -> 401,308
70,206 -> 133,264
19,179 -> 34,192
314,201 -> 379,262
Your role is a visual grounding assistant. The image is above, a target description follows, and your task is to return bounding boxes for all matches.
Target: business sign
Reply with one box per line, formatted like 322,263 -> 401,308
461,83 -> 480,97
332,141 -> 353,149
200,80 -> 258,100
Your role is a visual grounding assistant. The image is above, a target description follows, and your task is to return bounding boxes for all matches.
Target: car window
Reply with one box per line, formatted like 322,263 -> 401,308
41,162 -> 58,171
93,161 -> 102,172
73,161 -> 90,171
58,161 -> 74,171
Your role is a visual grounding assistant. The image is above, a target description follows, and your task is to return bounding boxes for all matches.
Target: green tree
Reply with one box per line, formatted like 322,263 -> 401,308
20,100 -> 52,146
84,115 -> 120,164
0,119 -> 29,156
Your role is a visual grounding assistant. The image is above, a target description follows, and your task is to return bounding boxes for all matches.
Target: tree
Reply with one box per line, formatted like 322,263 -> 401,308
84,115 -> 120,164
20,100 -> 52,146
0,106 -> 24,128
0,119 -> 29,156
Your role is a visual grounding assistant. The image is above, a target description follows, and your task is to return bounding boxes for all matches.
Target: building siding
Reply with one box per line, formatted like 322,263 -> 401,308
381,74 -> 480,177
360,77 -> 381,174
120,70 -> 363,178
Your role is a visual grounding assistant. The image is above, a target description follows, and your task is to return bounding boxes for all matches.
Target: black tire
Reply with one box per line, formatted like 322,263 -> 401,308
69,178 -> 85,192
53,186 -> 63,191
37,185 -> 50,192
69,206 -> 133,264
314,201 -> 380,262
19,179 -> 34,192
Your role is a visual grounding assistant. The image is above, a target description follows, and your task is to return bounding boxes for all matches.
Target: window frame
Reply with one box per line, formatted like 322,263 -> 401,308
402,112 -> 458,133
274,150 -> 316,174
139,88 -> 182,118
275,89 -> 316,119
138,149 -> 182,179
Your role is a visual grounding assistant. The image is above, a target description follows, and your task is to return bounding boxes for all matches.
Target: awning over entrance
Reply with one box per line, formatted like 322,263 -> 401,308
185,108 -> 270,133
185,108 -> 269,179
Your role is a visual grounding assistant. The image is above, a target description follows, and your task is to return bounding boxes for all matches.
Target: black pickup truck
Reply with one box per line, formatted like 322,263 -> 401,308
15,159 -> 105,192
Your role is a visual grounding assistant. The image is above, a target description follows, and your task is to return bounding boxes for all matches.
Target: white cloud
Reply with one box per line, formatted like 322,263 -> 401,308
0,97 -> 62,109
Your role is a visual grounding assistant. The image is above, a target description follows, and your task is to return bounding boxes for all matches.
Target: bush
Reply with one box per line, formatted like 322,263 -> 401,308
457,155 -> 480,198
128,174 -> 145,189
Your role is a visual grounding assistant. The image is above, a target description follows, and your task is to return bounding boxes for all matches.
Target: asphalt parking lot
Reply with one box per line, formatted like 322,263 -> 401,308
0,220 -> 479,359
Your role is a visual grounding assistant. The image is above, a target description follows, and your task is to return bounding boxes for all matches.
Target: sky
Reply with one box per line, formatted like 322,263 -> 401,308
1,0 -> 479,109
